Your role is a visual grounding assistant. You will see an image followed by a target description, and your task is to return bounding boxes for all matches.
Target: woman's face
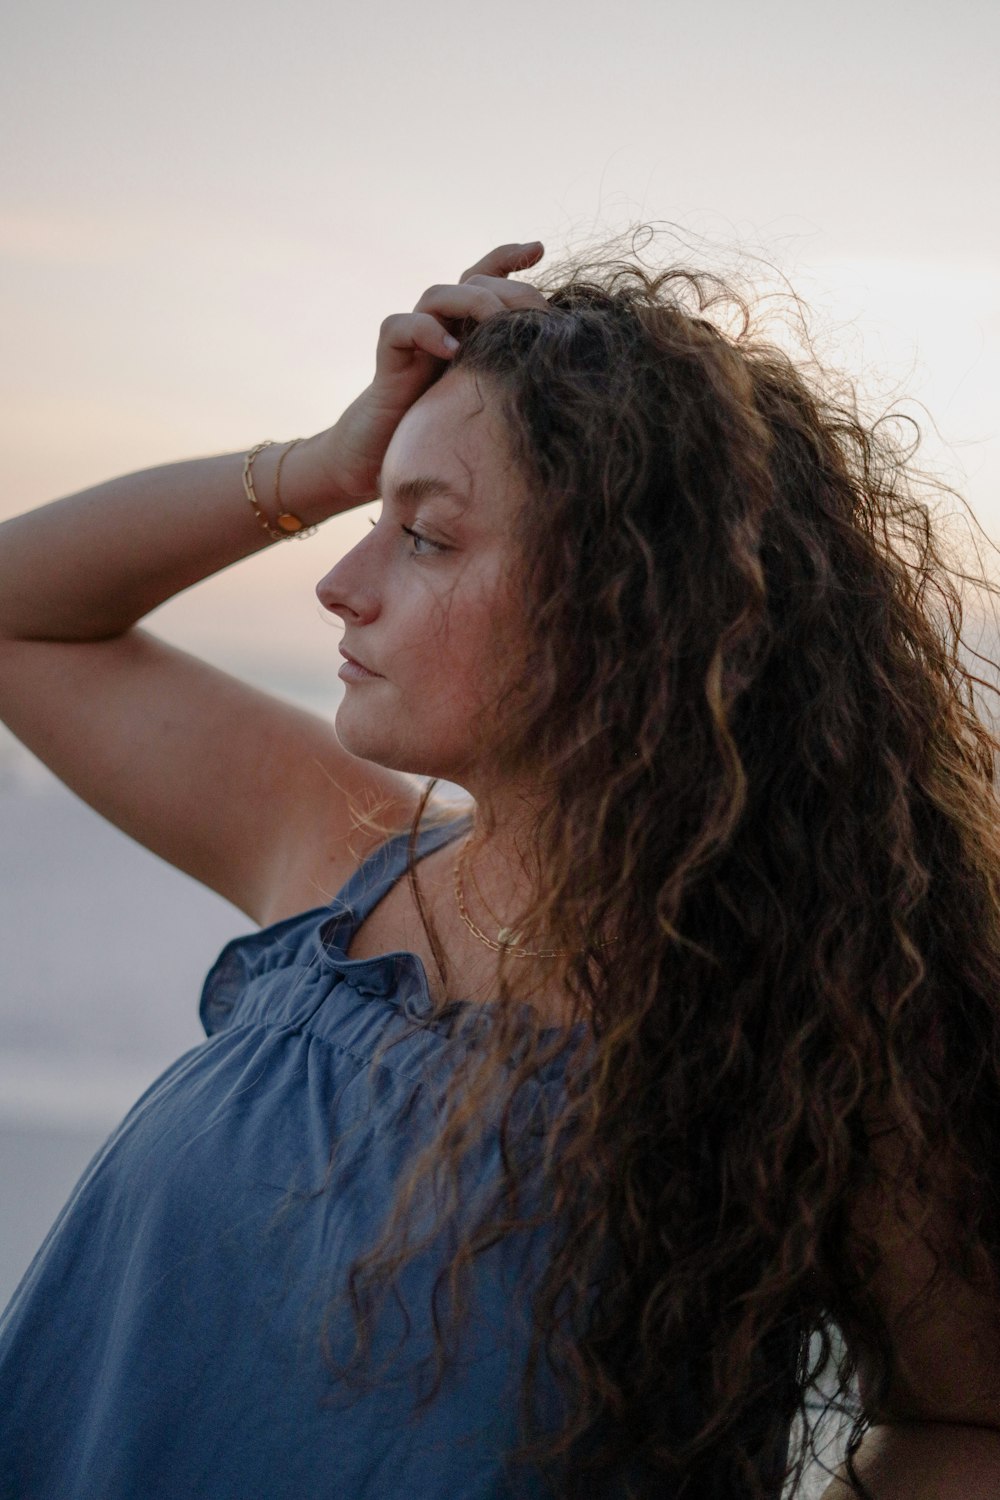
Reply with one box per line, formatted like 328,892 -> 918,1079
315,371 -> 530,788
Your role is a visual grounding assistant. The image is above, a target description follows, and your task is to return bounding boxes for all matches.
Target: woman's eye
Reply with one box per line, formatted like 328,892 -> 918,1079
368,516 -> 445,556
400,524 -> 445,556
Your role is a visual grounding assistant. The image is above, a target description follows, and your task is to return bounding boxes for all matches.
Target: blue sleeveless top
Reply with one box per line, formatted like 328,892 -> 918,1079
0,813 -> 581,1499
0,813 -> 791,1499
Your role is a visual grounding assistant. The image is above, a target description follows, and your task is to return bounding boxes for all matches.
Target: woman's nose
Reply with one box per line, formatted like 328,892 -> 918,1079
315,541 -> 380,624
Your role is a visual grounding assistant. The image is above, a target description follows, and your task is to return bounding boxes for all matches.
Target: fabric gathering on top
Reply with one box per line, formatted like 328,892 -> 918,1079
0,811 -> 789,1499
0,813 -> 578,1499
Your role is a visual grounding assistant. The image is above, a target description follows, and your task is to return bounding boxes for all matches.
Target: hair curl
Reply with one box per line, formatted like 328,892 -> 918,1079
325,235 -> 1000,1498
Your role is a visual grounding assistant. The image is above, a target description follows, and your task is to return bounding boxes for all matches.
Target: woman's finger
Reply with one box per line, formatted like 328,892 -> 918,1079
377,311 -> 460,367
414,277 -> 548,324
412,282 -> 509,323
375,257 -> 550,378
460,241 -> 544,283
460,272 -> 550,311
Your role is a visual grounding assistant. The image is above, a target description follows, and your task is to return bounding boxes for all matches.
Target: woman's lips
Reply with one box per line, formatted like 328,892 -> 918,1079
338,647 -> 383,681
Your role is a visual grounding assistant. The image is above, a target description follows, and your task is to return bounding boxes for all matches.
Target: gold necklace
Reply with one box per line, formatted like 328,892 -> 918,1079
452,841 -> 618,960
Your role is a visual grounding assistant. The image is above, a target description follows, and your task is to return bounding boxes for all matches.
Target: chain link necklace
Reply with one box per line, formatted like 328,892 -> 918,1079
452,839 -> 618,960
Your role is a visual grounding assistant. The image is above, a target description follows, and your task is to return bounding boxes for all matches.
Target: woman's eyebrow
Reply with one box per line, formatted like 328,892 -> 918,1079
377,475 -> 470,512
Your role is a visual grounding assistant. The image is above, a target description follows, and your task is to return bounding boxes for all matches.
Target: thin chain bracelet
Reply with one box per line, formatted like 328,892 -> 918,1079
243,439 -> 316,540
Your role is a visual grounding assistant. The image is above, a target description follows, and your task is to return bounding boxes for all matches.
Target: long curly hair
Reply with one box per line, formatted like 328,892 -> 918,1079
325,237 -> 1000,1498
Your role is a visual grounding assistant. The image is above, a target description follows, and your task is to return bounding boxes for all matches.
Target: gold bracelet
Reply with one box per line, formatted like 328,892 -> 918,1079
243,439 -> 314,540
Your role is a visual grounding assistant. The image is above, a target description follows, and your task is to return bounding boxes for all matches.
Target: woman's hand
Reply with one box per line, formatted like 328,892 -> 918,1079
316,240 -> 549,504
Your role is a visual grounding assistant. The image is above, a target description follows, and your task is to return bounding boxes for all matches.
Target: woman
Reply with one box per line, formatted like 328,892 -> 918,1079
0,237 -> 998,1498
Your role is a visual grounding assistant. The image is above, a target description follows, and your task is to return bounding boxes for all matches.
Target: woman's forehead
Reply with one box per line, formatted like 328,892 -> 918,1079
381,373 -> 525,523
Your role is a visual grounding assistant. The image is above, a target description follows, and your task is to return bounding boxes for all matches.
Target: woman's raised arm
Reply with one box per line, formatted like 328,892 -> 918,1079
0,439 -> 349,644
0,438 -> 403,926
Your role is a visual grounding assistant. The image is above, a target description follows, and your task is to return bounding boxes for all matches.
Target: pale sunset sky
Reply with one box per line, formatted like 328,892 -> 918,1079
2,0 -> 998,698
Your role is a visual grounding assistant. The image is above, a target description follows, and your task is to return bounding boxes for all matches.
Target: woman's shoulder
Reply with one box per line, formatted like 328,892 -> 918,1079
199,796 -> 472,1037
259,782 -> 470,928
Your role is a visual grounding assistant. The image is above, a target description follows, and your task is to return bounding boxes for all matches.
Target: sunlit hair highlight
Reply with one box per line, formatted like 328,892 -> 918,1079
325,236 -> 1000,1498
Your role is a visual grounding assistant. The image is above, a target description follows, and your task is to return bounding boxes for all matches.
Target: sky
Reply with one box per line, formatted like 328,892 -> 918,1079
2,0 -> 999,697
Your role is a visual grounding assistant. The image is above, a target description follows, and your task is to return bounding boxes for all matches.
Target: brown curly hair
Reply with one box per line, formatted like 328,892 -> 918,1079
323,237 -> 1000,1498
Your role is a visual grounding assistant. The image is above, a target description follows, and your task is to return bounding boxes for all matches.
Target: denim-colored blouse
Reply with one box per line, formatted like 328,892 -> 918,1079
0,812 -> 582,1498
0,813 -> 790,1499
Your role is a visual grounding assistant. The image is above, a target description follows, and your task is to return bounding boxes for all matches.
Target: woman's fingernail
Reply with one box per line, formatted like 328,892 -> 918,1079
443,334 -> 460,352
